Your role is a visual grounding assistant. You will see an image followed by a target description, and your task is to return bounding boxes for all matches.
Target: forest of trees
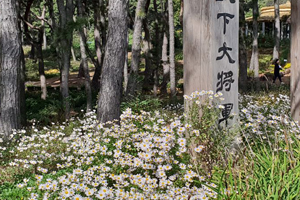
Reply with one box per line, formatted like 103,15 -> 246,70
3,1 -> 300,199
0,0 -> 300,139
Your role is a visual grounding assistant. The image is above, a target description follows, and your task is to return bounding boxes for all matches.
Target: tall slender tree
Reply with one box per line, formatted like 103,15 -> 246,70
273,0 -> 280,60
97,0 -> 128,123
0,0 -> 22,138
239,0 -> 248,89
291,0 -> 300,123
168,0 -> 176,97
141,0 -> 153,93
250,0 -> 259,78
56,0 -> 74,120
77,0 -> 92,112
22,0 -> 48,100
126,0 -> 148,97
160,32 -> 169,95
92,0 -> 107,90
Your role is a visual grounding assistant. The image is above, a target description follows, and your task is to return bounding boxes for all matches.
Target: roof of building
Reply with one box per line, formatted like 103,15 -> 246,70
246,1 -> 291,22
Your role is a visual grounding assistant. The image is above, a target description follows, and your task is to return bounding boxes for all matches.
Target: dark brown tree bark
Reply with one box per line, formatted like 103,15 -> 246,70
151,0 -> 163,96
239,0 -> 248,90
141,18 -> 153,93
0,0 -> 22,138
97,0 -> 128,123
57,0 -> 74,120
77,0 -> 92,112
273,0 -> 280,60
126,0 -> 148,97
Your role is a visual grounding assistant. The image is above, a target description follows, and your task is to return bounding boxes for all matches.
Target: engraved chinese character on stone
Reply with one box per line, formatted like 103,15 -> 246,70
217,13 -> 235,34
219,103 -> 233,124
216,0 -> 236,3
216,42 -> 235,64
216,71 -> 235,93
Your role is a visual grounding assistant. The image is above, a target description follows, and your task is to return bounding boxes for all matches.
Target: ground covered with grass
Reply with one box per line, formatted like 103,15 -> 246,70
1,90 -> 300,200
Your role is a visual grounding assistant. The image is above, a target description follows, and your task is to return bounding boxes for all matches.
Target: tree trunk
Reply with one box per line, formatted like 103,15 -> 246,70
39,6 -> 47,100
20,48 -> 26,126
97,0 -> 128,123
71,46 -> 76,61
239,0 -> 248,90
160,32 -> 169,95
126,0 -> 148,97
152,0 -> 163,96
37,40 -> 47,100
168,0 -> 176,97
291,0 -> 300,123
0,0 -> 22,139
29,43 -> 35,60
273,0 -> 280,60
250,0 -> 259,78
47,0 -> 57,30
42,3 -> 47,50
142,19 -> 153,93
92,0 -> 106,90
124,36 -> 129,92
92,0 -> 102,90
153,68 -> 159,96
17,0 -> 26,126
179,0 -> 183,27
78,0 -> 92,112
57,0 -> 74,120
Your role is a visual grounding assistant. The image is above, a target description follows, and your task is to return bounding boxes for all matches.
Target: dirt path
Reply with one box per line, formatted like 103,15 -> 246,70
26,71 -> 95,88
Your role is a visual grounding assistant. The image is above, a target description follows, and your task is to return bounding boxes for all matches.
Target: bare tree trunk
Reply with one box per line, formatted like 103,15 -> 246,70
273,0 -> 280,60
0,0 -> 22,138
17,0 -> 26,126
160,32 -> 169,95
42,3 -> 47,50
142,18 -> 153,93
126,0 -> 148,97
152,0 -> 163,96
39,6 -> 47,100
29,43 -> 35,60
20,48 -> 26,126
168,0 -> 176,97
71,46 -> 76,61
23,0 -> 47,100
78,0 -> 92,112
124,36 -> 129,92
97,0 -> 128,123
57,0 -> 74,120
239,0 -> 248,90
153,68 -> 159,96
92,0 -> 102,90
37,39 -> 47,100
291,0 -> 300,123
250,0 -> 259,78
92,0 -> 107,90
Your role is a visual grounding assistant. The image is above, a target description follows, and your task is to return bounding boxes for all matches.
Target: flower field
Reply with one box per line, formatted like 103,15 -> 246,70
1,91 -> 300,200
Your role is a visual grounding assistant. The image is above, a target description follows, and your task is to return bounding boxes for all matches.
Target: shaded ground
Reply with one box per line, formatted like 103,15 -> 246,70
26,58 -> 290,90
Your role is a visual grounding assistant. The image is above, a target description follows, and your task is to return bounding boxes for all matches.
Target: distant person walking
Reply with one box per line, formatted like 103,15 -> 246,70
273,59 -> 283,84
